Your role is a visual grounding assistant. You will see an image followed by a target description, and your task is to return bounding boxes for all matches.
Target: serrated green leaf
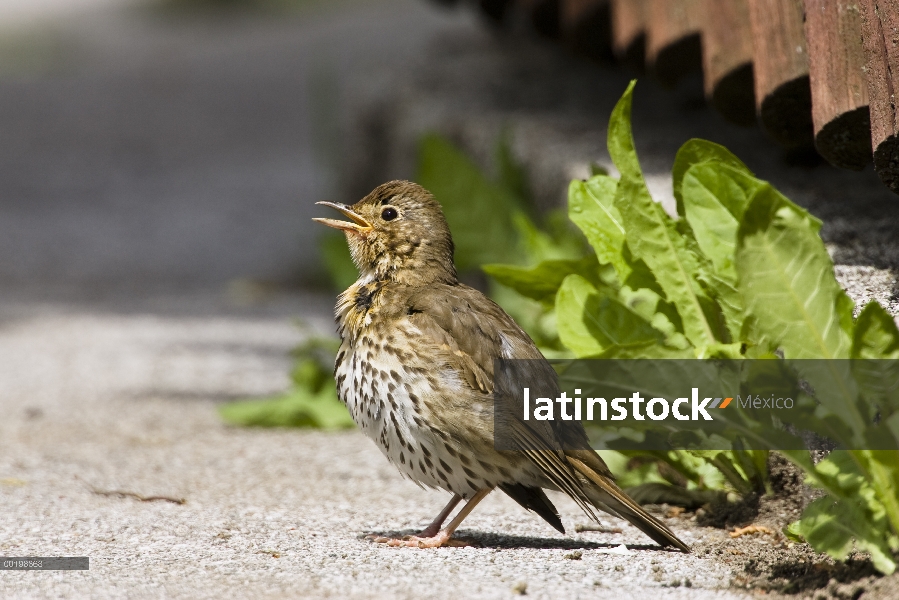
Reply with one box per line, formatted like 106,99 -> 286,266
837,290 -> 856,341
734,185 -> 866,444
783,521 -> 805,543
794,450 -> 899,571
681,163 -> 765,279
679,163 -> 778,342
702,451 -> 762,494
853,301 -> 899,360
735,187 -> 851,360
595,342 -> 695,359
861,451 -> 899,539
556,275 -> 605,357
851,302 -> 899,424
568,175 -> 630,282
606,449 -> 729,493
617,195 -> 718,347
482,255 -> 599,307
607,80 -> 645,185
795,497 -> 856,559
487,282 -> 563,351
556,274 -> 664,357
616,285 -> 691,348
697,266 -> 745,342
616,285 -> 660,321
672,139 -> 753,217
512,211 -> 585,262
616,465 -> 669,490
623,483 -> 725,507
808,451 -> 866,496
795,495 -> 896,574
608,83 -> 719,348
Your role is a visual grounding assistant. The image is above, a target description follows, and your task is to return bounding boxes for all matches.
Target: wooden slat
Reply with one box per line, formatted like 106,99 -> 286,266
646,0 -> 703,88
746,0 -> 814,148
700,0 -> 756,126
859,0 -> 899,194
610,0 -> 649,69
560,0 -> 613,61
804,0 -> 872,170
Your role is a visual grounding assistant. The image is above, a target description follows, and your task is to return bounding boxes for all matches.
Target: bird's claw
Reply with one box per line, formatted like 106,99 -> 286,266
364,532 -> 475,548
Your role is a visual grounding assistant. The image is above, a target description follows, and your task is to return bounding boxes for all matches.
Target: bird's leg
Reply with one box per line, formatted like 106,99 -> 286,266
369,489 -> 491,548
417,493 -> 462,538
365,494 -> 461,545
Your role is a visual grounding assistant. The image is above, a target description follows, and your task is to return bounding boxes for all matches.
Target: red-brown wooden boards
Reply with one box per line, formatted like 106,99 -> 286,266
646,0 -> 704,87
561,0 -> 613,61
610,0 -> 649,70
804,0 -> 872,170
747,0 -> 814,148
700,0 -> 756,126
859,0 -> 899,194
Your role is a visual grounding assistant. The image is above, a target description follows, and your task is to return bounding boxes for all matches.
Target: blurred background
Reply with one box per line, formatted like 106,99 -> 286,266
0,0 -> 464,310
2,0 -> 897,316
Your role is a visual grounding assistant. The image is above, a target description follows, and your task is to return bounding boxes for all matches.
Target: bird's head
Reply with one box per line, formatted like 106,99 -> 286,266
313,180 -> 457,285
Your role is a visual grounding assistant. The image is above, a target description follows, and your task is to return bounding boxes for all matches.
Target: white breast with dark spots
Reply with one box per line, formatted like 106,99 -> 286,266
334,333 -> 501,498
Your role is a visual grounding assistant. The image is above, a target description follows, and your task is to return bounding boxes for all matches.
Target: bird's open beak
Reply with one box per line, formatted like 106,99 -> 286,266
312,201 -> 373,233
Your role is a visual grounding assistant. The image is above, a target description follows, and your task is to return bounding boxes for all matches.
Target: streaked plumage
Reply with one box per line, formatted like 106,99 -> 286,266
314,180 -> 689,551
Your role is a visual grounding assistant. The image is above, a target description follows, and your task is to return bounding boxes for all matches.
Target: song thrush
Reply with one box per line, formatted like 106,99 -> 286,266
314,180 -> 689,551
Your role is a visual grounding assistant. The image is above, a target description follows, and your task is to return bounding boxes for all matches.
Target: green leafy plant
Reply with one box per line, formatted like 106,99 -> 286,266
482,80 -> 899,573
219,335 -> 355,429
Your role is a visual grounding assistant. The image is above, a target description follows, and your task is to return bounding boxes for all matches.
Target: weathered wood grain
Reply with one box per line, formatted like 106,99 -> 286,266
804,0 -> 872,170
747,0 -> 814,148
610,0 -> 649,70
646,0 -> 703,87
859,0 -> 899,194
700,0 -> 756,126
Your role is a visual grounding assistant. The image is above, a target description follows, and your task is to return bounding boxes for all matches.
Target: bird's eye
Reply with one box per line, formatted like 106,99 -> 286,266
381,207 -> 398,221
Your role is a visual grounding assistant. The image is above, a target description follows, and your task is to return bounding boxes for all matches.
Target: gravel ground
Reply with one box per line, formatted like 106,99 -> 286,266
1,1 -> 898,598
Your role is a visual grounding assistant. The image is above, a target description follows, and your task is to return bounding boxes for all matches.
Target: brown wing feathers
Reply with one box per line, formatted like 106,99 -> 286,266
408,284 -> 689,551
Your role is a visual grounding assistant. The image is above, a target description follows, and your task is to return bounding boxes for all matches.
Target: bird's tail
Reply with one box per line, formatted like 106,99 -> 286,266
566,452 -> 690,552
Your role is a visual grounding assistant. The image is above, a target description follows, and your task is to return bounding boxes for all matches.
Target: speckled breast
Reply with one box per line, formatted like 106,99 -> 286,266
333,328 -> 497,499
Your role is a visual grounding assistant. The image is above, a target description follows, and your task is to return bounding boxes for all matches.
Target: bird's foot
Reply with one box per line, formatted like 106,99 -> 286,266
365,531 -> 475,548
